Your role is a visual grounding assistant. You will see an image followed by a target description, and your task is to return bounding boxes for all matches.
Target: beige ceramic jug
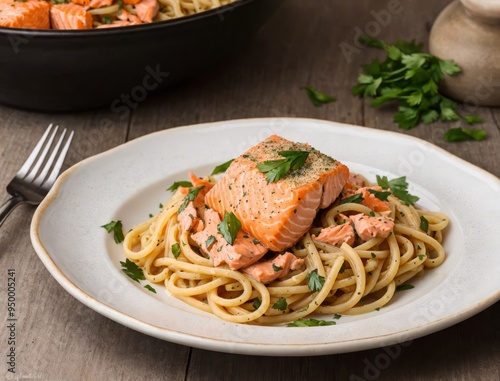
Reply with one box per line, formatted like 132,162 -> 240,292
429,0 -> 500,106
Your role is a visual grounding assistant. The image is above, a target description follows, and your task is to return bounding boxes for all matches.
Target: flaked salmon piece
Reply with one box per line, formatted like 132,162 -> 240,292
178,172 -> 214,223
0,0 -> 50,29
89,0 -> 113,8
50,3 -> 93,30
123,0 -> 141,4
205,135 -> 350,252
71,0 -> 90,6
191,209 -> 268,270
351,213 -> 394,241
342,172 -> 366,197
134,0 -> 159,23
313,222 -> 355,246
242,252 -> 304,284
356,186 -> 391,213
177,201 -> 204,232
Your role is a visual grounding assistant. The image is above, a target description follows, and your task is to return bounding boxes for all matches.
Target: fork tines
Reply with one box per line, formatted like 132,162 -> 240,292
18,124 -> 74,190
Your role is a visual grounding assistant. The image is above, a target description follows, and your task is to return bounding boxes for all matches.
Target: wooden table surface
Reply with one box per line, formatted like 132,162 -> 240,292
1,1 -> 499,380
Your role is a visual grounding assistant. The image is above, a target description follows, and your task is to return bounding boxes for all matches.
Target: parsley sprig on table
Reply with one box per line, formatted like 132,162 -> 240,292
352,35 -> 484,132
302,86 -> 336,107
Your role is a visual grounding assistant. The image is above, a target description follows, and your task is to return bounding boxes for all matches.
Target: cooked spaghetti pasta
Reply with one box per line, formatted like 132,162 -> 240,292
92,0 -> 236,29
122,173 -> 449,325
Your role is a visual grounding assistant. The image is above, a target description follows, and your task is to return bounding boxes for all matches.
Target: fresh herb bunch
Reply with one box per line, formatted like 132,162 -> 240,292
352,35 -> 483,130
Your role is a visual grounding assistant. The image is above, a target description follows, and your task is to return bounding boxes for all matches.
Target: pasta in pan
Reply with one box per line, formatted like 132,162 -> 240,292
122,171 -> 449,326
0,0 -> 236,31
91,0 -> 236,28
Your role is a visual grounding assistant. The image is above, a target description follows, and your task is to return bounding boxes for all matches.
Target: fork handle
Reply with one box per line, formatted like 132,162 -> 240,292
0,194 -> 27,228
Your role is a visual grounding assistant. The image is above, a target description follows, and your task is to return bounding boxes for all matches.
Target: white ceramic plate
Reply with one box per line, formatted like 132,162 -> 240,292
31,118 -> 500,356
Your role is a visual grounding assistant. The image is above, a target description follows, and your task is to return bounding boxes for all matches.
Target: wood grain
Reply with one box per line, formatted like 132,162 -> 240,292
0,0 -> 498,380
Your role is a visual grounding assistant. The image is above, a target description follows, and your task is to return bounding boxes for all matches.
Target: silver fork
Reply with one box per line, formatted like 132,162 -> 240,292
0,124 -> 74,228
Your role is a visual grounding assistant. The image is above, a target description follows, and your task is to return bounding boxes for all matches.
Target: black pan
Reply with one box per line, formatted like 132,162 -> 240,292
0,0 -> 282,112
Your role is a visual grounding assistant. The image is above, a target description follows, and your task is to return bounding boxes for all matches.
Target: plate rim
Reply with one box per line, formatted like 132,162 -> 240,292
30,117 -> 500,356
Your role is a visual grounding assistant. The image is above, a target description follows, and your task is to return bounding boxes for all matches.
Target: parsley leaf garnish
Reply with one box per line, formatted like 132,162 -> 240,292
144,284 -> 156,293
101,220 -> 125,244
211,159 -> 234,175
167,181 -> 193,192
443,127 -> 487,142
272,297 -> 288,311
287,318 -> 336,327
376,175 -> 419,206
306,269 -> 325,292
120,259 -> 145,283
205,235 -> 217,250
352,35 -> 482,133
396,284 -> 415,291
302,86 -> 336,107
272,264 -> 283,272
253,297 -> 261,310
256,150 -> 309,183
368,189 -> 391,201
419,216 -> 429,232
178,185 -> 205,213
171,243 -> 181,259
339,193 -> 364,205
217,211 -> 242,245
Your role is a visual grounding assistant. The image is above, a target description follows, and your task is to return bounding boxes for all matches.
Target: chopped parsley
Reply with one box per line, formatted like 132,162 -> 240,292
252,297 -> 262,310
167,181 -> 193,192
419,216 -> 429,232
339,263 -> 345,274
217,211 -> 242,245
306,269 -> 325,292
211,159 -> 234,175
256,150 -> 310,183
396,284 -> 415,292
376,175 -> 419,206
302,86 -> 336,107
339,193 -> 364,205
171,243 -> 181,259
144,284 -> 156,293
205,235 -> 217,250
178,185 -> 205,213
120,259 -> 157,293
368,189 -> 391,201
120,259 -> 145,283
443,127 -> 487,142
272,297 -> 288,311
101,220 -> 125,244
287,318 -> 336,327
272,264 -> 283,272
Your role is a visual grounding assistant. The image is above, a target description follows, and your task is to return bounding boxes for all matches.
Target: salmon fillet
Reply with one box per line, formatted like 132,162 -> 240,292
205,135 -> 350,252
50,3 -> 93,30
0,0 -> 50,29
